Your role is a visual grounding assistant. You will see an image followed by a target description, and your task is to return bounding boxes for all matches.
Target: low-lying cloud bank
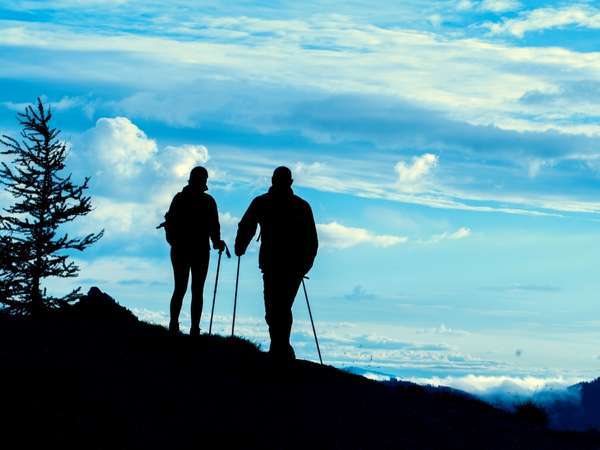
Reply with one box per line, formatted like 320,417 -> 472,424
411,374 -> 576,398
407,374 -> 597,431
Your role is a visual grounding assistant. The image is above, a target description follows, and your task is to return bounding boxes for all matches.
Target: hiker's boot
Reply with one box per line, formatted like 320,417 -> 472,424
189,325 -> 200,337
286,344 -> 296,361
168,321 -> 180,335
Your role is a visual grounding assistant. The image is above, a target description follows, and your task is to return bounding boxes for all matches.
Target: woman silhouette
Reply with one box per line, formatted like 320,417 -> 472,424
165,166 -> 225,335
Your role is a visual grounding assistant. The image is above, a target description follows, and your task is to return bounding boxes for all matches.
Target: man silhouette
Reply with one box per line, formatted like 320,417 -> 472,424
165,166 -> 225,336
235,166 -> 318,360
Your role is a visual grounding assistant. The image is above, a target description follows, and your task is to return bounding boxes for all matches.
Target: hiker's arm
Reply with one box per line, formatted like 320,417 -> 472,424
164,194 -> 180,246
166,194 -> 178,221
208,196 -> 224,251
303,203 -> 318,275
235,199 -> 259,257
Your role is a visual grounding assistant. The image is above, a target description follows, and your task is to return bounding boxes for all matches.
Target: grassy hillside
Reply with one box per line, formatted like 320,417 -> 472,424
1,287 -> 599,450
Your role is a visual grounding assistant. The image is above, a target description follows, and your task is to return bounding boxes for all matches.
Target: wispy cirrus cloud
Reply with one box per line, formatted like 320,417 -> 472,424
486,5 -> 600,37
2,14 -> 600,136
424,227 -> 472,244
456,0 -> 521,13
317,221 -> 408,249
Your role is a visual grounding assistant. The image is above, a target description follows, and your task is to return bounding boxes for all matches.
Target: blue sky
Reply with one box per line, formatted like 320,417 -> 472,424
1,0 -> 600,394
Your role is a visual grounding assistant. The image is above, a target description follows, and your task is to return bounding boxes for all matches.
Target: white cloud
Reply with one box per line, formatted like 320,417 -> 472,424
457,0 -> 521,13
82,117 -> 157,177
456,0 -> 475,11
426,227 -> 471,244
76,256 -> 169,287
487,5 -> 600,37
2,95 -> 96,118
410,374 -> 576,398
131,308 -> 169,326
479,0 -> 521,13
429,14 -> 443,27
293,161 -> 325,179
4,14 -> 600,219
68,118 -> 218,244
13,0 -> 129,7
419,324 -> 471,336
159,144 -> 209,178
3,15 -> 599,139
80,117 -> 210,181
220,151 -> 600,216
448,226 -> 471,240
317,221 -> 408,249
83,196 -> 162,235
219,212 -> 239,227
395,153 -> 438,191
527,158 -> 556,178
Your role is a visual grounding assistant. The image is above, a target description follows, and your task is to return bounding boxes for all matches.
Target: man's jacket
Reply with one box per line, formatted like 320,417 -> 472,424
235,186 -> 318,274
165,186 -> 221,250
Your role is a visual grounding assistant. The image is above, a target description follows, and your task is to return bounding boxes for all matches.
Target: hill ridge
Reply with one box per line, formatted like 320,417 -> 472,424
1,287 -> 599,450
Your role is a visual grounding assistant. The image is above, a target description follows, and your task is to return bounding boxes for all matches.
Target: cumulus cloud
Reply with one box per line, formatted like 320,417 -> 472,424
79,117 -> 210,182
219,212 -> 239,227
82,196 -> 162,236
395,154 -> 438,191
486,5 -> 600,37
317,221 -> 408,249
68,117 -> 215,242
158,144 -> 209,178
81,117 -> 157,177
72,256 -> 170,288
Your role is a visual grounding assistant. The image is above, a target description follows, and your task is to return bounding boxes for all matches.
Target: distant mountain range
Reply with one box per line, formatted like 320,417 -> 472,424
345,362 -> 600,432
1,287 -> 599,450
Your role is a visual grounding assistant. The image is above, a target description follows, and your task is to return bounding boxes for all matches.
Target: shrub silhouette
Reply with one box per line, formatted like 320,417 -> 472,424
515,400 -> 550,428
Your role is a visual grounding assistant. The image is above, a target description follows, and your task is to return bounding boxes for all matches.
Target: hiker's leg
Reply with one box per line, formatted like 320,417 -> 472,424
281,273 -> 303,357
170,247 -> 190,332
263,270 -> 301,358
190,251 -> 209,335
263,271 -> 280,354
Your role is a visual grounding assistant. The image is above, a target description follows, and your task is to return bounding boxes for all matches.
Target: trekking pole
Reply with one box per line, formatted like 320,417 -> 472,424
302,278 -> 323,365
231,255 -> 241,336
209,244 -> 231,335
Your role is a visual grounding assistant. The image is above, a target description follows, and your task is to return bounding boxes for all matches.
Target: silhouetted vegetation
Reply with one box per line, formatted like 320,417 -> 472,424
0,99 -> 102,315
1,287 -> 599,450
515,400 -> 550,428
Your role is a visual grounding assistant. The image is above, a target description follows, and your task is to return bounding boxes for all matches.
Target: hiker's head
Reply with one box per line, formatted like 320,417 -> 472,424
271,166 -> 293,189
189,166 -> 209,191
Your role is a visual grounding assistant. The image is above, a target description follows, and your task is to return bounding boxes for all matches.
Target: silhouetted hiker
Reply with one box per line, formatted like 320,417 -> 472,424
164,166 -> 225,336
235,166 -> 318,360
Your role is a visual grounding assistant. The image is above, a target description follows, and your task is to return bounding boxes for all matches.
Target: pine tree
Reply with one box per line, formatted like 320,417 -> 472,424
0,98 -> 103,315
